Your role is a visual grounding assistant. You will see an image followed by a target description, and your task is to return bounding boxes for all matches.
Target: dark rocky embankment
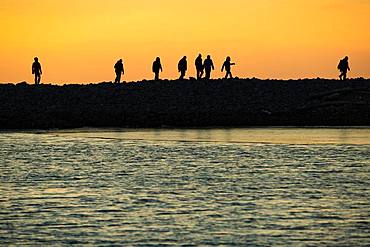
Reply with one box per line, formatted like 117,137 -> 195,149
0,78 -> 369,129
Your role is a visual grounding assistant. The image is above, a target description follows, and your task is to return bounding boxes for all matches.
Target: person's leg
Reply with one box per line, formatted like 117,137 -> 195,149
205,70 -> 210,79
35,74 -> 40,85
155,72 -> 159,80
117,73 -> 121,83
38,75 -> 41,84
343,71 -> 347,80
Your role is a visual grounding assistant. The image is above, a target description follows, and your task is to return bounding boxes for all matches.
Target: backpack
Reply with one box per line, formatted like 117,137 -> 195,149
337,60 -> 343,70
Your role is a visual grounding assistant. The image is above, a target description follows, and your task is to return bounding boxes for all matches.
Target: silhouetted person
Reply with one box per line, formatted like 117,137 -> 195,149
114,59 -> 124,83
32,57 -> 42,85
152,57 -> 163,80
221,56 -> 236,79
338,56 -> 350,80
195,54 -> 204,80
203,55 -> 214,80
178,56 -> 187,80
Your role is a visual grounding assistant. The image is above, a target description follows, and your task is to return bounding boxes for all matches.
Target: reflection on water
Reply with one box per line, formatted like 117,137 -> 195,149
51,127 -> 370,145
0,128 -> 369,245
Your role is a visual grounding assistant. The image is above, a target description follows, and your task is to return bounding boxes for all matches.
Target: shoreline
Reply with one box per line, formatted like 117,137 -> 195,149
0,78 -> 369,129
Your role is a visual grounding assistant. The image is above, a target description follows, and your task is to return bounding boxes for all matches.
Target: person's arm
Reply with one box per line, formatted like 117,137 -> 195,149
231,62 -> 235,66
160,64 -> 163,72
212,62 -> 214,70
39,64 -> 42,74
32,64 -> 34,74
221,63 -> 225,72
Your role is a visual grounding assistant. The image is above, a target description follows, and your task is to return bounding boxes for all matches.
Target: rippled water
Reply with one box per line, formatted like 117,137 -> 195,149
0,128 -> 369,246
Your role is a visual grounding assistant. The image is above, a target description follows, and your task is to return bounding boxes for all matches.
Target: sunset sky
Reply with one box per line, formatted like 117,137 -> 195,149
0,0 -> 369,83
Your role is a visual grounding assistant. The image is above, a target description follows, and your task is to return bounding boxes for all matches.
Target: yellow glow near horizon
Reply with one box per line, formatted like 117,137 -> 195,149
0,0 -> 369,83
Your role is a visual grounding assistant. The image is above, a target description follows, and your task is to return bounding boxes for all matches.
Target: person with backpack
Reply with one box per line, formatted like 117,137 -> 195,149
195,54 -> 204,80
152,57 -> 163,80
221,56 -> 236,79
32,57 -> 42,85
203,55 -> 214,80
338,56 -> 350,81
178,56 -> 187,80
114,59 -> 124,83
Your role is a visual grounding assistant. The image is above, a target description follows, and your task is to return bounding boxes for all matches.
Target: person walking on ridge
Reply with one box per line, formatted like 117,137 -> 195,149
338,56 -> 350,81
195,54 -> 204,80
32,57 -> 42,85
114,59 -> 124,83
203,55 -> 214,80
178,56 -> 187,80
221,56 -> 235,79
152,57 -> 163,80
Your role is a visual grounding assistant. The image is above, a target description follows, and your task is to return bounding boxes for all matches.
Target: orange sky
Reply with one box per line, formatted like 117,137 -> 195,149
0,0 -> 369,83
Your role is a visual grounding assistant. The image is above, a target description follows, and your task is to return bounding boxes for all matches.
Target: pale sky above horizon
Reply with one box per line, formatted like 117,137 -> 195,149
0,0 -> 369,83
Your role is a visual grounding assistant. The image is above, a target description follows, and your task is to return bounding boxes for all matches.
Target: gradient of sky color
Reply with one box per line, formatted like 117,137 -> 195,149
0,0 -> 369,83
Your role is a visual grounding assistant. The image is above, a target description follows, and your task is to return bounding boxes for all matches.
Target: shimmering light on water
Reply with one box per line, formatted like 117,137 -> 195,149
0,128 -> 369,245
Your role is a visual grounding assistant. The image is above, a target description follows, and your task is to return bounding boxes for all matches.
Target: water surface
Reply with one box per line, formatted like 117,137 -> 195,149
0,128 -> 369,245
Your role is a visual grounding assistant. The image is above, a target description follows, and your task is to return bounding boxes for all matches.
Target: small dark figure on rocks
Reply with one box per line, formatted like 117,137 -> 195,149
221,56 -> 236,79
114,59 -> 124,83
178,56 -> 187,80
32,57 -> 42,85
152,57 -> 163,80
338,56 -> 350,81
203,55 -> 214,80
195,54 -> 204,80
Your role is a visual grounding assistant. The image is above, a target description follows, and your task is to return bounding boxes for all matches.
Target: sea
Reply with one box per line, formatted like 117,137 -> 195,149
0,128 -> 369,246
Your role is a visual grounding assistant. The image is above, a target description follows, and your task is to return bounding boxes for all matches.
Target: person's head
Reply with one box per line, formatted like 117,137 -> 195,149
344,56 -> 348,60
226,56 -> 231,61
198,54 -> 202,58
34,57 -> 38,62
156,57 -> 160,62
119,59 -> 122,62
183,56 -> 187,60
207,55 -> 211,59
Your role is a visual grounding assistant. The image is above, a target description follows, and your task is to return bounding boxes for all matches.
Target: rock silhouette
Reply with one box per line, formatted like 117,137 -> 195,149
0,78 -> 369,129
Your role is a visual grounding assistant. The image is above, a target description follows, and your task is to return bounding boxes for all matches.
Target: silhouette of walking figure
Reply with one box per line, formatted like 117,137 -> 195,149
203,55 -> 214,80
114,59 -> 124,83
221,56 -> 236,79
195,54 -> 204,80
32,57 -> 42,85
338,56 -> 350,81
178,56 -> 187,80
152,57 -> 163,80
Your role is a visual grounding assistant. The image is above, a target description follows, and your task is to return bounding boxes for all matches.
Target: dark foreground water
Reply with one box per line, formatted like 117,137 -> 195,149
0,128 -> 369,246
